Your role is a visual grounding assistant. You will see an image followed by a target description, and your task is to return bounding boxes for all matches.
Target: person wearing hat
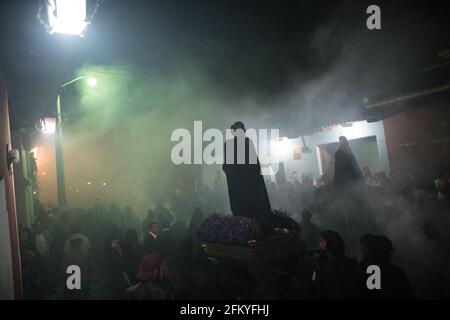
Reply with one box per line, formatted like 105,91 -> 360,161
222,121 -> 273,231
125,254 -> 174,300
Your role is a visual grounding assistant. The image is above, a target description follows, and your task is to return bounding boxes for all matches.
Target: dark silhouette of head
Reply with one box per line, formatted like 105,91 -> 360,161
319,230 -> 345,257
108,224 -> 123,241
338,136 -> 352,153
373,235 -> 394,263
339,136 -> 348,144
20,228 -> 31,241
360,233 -> 376,259
231,121 -> 245,132
21,248 -> 35,265
33,222 -> 43,234
171,220 -> 187,237
124,229 -> 138,244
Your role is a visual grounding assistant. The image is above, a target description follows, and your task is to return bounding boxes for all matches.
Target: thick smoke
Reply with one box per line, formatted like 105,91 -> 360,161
59,63 -> 270,216
37,1 -> 450,297
268,1 -> 450,297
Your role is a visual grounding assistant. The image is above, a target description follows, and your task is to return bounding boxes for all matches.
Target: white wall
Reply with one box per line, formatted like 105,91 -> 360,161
276,120 -> 390,180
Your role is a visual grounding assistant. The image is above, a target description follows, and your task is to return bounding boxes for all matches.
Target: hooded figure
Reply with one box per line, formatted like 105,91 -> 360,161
314,230 -> 363,299
222,121 -> 272,229
359,235 -> 415,300
299,208 -> 320,249
334,136 -> 362,185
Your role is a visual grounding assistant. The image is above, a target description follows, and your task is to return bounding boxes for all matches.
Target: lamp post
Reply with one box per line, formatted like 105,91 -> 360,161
55,76 -> 96,208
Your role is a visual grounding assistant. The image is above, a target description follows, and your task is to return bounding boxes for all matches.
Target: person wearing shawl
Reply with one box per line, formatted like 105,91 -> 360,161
314,230 -> 364,299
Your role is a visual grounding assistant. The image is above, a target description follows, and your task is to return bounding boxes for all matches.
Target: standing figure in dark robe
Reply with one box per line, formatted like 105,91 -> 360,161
222,121 -> 272,228
314,230 -> 364,299
334,136 -> 362,185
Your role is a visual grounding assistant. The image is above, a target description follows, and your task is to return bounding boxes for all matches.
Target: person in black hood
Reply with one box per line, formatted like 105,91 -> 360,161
360,234 -> 415,300
104,225 -> 128,299
334,136 -> 362,186
314,230 -> 364,299
222,121 -> 273,232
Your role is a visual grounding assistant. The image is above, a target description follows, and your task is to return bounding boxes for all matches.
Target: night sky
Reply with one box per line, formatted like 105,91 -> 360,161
1,0 -> 450,131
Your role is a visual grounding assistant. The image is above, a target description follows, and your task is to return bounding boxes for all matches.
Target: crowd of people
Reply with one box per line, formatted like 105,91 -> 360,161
18,185 -> 436,300
18,202 -> 201,300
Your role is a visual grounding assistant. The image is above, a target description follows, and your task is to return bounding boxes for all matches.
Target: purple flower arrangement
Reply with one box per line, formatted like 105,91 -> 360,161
199,215 -> 262,246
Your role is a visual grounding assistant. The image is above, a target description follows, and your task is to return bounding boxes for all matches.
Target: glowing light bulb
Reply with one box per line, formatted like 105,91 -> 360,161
87,77 -> 97,87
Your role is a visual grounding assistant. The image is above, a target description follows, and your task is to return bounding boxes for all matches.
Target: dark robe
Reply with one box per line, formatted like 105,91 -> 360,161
360,259 -> 415,300
158,227 -> 185,263
314,256 -> 364,299
104,240 -> 128,299
334,149 -> 362,185
121,241 -> 142,284
222,136 -> 272,227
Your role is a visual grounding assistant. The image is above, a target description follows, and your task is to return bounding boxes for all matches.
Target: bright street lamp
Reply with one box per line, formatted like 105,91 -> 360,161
87,77 -> 97,87
46,0 -> 88,36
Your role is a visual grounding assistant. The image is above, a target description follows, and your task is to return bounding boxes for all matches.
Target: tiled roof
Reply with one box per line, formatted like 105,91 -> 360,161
365,61 -> 450,109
